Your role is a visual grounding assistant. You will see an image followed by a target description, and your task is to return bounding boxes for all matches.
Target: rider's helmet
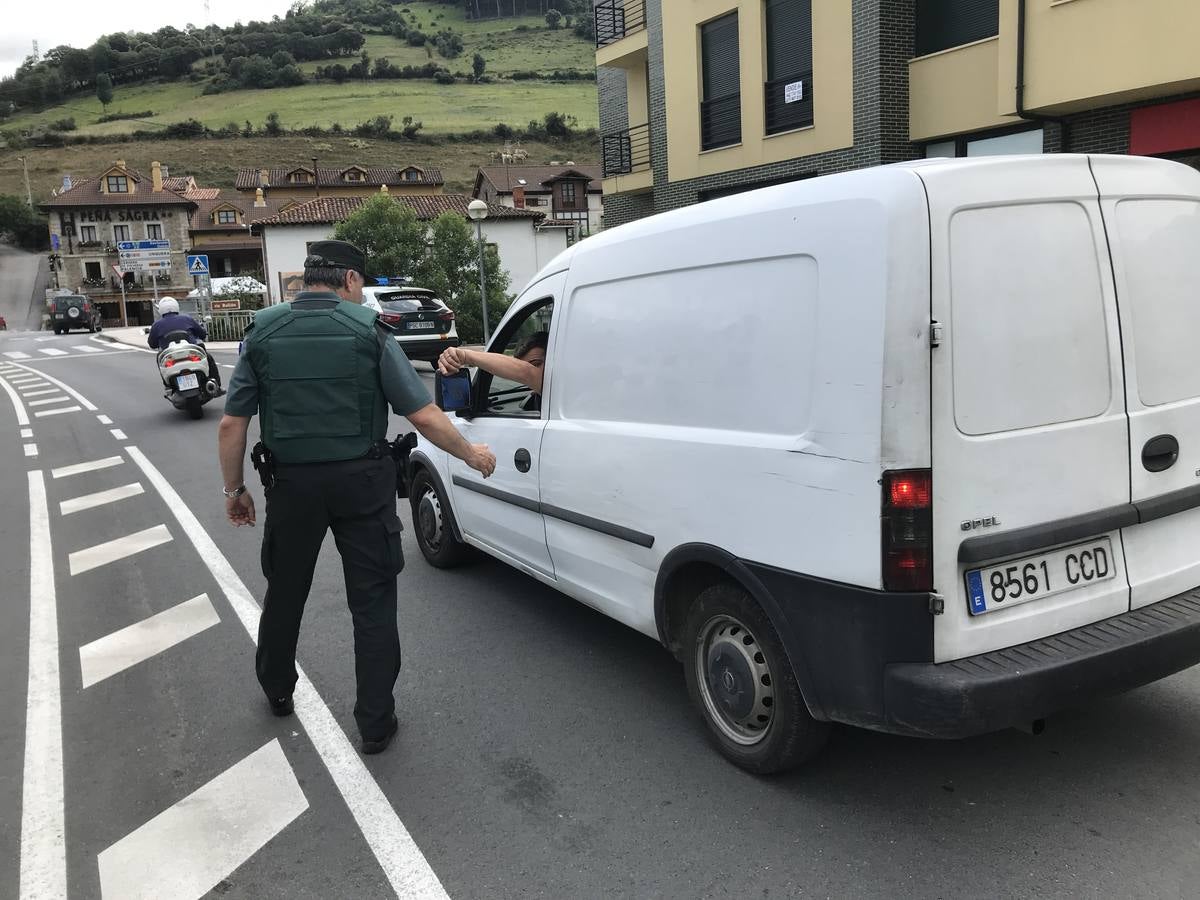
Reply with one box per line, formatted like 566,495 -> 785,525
157,297 -> 179,315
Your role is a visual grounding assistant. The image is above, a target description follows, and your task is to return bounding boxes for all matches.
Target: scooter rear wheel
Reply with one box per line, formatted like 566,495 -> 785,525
185,397 -> 204,420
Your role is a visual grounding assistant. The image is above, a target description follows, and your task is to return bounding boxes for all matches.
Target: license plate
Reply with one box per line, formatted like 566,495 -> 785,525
965,537 -> 1116,616
176,373 -> 199,391
407,321 -> 437,330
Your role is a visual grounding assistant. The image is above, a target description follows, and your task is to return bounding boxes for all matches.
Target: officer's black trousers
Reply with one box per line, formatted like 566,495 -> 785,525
256,456 -> 404,741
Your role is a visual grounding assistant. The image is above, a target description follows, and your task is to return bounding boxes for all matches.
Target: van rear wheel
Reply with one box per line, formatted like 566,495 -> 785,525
682,583 -> 829,774
410,469 -> 471,568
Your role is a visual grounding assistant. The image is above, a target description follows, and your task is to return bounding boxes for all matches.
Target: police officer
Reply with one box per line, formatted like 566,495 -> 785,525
216,240 -> 496,755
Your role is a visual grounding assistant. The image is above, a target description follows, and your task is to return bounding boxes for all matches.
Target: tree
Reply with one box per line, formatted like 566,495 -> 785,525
416,212 -> 510,344
545,8 -> 563,29
0,195 -> 48,250
264,111 -> 283,136
333,195 -> 428,282
472,52 -> 486,81
95,72 -> 114,109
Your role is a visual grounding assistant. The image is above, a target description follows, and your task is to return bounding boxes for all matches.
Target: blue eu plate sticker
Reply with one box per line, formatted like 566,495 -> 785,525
966,570 -> 987,616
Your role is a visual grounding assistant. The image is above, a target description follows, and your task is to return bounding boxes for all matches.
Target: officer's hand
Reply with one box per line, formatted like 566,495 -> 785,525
226,492 -> 256,527
438,346 -> 469,376
468,444 -> 496,479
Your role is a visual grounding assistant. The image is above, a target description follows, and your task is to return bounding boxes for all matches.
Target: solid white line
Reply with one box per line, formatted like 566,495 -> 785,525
4,351 -> 32,359
97,415 -> 112,425
38,349 -> 68,357
3,362 -> 97,410
125,445 -> 450,899
51,456 -> 123,479
24,444 -> 38,457
27,396 -> 70,408
111,429 -> 127,441
21,428 -> 33,439
68,524 -> 172,576
97,739 -> 308,899
79,593 -> 219,689
21,388 -> 58,398
34,406 -> 82,418
60,482 -> 145,516
20,471 -> 66,900
0,375 -> 30,426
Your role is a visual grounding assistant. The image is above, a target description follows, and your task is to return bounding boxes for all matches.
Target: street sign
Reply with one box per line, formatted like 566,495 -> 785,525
111,264 -> 126,278
120,238 -> 172,275
117,240 -> 170,251
187,254 -> 210,275
51,234 -> 60,250
211,299 -> 241,311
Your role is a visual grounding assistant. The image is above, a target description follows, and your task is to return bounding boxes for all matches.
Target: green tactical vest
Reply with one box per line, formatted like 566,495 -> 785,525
244,297 -> 388,464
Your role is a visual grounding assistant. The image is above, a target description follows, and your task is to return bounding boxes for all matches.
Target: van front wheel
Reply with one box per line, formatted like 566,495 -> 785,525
682,584 -> 829,774
410,468 -> 471,568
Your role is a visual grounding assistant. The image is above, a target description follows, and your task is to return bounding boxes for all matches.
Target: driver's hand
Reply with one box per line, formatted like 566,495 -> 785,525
468,444 -> 496,479
226,492 -> 256,527
438,347 -> 469,376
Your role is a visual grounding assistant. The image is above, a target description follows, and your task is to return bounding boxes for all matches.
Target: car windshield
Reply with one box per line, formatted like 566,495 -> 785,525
377,292 -> 440,313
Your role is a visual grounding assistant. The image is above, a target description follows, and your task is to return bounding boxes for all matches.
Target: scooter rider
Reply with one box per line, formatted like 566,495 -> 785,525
147,297 -> 223,393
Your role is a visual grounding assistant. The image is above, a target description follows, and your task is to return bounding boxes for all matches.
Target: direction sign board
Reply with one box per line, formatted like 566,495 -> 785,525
211,299 -> 241,311
119,239 -> 172,274
117,240 -> 170,252
187,254 -> 210,275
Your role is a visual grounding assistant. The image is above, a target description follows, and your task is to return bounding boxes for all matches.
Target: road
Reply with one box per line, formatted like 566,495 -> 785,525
0,245 -> 48,332
2,329 -> 1200,899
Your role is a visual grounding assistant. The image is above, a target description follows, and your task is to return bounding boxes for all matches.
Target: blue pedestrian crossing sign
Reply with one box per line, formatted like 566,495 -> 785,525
187,254 -> 210,275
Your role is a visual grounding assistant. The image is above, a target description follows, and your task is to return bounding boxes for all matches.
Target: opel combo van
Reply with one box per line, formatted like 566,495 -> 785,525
400,155 -> 1200,773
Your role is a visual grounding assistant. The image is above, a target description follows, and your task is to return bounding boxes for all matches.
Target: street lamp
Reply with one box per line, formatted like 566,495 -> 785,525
467,198 -> 491,345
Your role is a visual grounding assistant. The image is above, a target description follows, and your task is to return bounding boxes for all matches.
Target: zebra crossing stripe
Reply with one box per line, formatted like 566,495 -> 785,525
68,525 -> 172,576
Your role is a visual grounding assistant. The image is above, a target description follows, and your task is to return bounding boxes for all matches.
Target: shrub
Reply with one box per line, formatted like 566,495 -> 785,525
264,112 -> 283,136
545,9 -> 563,29
435,71 -> 455,85
407,30 -> 427,47
163,118 -> 206,138
50,117 -> 76,131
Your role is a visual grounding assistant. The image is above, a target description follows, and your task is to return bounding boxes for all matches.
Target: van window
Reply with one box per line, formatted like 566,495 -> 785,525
949,202 -> 1111,435
558,256 -> 817,433
1114,199 -> 1200,407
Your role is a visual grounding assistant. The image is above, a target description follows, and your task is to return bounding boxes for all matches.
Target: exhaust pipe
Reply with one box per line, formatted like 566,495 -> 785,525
1014,719 -> 1046,736
206,380 -> 219,396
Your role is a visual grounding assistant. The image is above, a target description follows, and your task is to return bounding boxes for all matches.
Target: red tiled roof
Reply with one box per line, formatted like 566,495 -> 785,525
43,168 -> 195,209
189,191 -> 295,232
235,164 -> 444,190
476,165 -> 602,195
252,194 -> 544,228
183,187 -> 221,200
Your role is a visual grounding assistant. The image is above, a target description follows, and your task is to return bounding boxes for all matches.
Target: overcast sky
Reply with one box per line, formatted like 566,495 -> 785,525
3,0 -> 297,78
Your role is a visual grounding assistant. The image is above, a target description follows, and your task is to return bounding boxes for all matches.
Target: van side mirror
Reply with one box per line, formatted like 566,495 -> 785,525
435,370 -> 472,413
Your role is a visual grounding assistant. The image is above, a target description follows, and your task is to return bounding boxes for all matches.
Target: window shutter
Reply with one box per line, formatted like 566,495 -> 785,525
700,13 -> 741,150
915,0 -> 999,57
765,0 -> 811,80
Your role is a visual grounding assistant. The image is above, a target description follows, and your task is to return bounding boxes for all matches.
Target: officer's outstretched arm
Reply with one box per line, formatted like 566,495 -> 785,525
407,403 -> 496,478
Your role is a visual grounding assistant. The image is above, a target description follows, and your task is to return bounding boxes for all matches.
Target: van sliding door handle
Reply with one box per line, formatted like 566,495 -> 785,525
1142,435 -> 1179,473
514,448 -> 532,473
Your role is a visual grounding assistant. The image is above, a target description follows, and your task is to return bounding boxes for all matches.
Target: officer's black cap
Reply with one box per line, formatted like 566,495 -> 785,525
304,240 -> 366,275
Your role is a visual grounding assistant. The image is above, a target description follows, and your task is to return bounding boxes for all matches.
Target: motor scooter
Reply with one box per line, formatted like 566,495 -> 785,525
152,327 -> 220,419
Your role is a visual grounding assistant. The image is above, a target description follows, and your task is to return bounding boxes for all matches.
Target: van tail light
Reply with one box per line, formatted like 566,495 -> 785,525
883,469 -> 933,592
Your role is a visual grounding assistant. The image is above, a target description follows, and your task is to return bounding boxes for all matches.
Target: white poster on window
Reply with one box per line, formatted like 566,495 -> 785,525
784,80 -> 804,103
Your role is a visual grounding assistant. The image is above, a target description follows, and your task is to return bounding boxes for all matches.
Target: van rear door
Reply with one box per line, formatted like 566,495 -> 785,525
1091,156 -> 1200,610
920,156 -> 1131,663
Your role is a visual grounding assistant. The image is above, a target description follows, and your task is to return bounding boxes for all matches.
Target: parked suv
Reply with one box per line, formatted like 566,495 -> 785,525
362,286 -> 459,364
50,294 -> 102,334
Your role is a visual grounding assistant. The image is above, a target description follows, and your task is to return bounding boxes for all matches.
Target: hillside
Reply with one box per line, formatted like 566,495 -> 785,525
2,2 -> 597,139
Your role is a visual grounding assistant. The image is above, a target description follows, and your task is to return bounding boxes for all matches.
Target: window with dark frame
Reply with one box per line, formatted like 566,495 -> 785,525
765,0 -> 813,135
113,225 -> 130,242
216,209 -> 238,224
80,225 -> 97,243
914,0 -> 998,57
560,182 -> 578,205
147,223 -> 163,239
700,12 -> 741,151
85,262 -> 102,280
106,175 -> 129,193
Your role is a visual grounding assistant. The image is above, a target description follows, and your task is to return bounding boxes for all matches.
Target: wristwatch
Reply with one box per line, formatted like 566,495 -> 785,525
223,484 -> 247,498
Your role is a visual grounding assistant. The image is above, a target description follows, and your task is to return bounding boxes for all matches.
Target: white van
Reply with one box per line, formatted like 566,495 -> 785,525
399,155 -> 1200,773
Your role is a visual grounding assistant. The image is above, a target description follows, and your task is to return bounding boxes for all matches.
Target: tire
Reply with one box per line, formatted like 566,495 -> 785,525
409,468 -> 471,568
185,397 -> 204,420
682,583 -> 829,774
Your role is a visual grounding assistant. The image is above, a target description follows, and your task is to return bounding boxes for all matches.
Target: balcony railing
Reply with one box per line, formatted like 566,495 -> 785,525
700,93 -> 742,151
601,123 -> 651,178
765,71 -> 814,136
595,0 -> 646,48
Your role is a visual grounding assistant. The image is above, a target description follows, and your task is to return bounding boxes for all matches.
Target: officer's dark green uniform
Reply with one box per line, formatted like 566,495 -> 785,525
224,241 -> 429,744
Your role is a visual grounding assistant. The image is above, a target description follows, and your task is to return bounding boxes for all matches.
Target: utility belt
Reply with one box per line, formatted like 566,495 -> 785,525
251,438 -> 405,491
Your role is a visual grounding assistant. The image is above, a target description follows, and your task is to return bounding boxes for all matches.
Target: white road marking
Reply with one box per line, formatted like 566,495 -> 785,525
27,396 -> 70,408
21,428 -> 33,438
221,364 -> 234,370
34,406 -> 82,418
10,376 -> 41,384
21,471 -> 66,900
34,336 -> 56,342
60,482 -> 145,516
97,739 -> 308,900
97,415 -> 112,425
38,348 -> 68,357
24,443 -> 38,457
68,524 -> 172,576
2,362 -> 97,410
76,345 -> 105,353
93,335 -> 156,354
5,351 -> 32,359
110,429 -> 127,441
126,445 -> 450,899
21,388 -> 59,398
0,375 -> 31,426
79,593 -> 219,689
51,456 -> 123,479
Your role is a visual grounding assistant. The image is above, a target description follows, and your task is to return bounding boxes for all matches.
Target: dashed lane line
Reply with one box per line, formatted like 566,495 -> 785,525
79,593 -> 219,689
126,445 -> 451,899
60,483 -> 145,516
97,415 -> 112,426
21,428 -> 33,439
20,470 -> 66,900
34,406 -> 83,419
37,349 -> 68,357
68,524 -> 173,577
51,457 -> 123,479
24,444 -> 38,458
97,739 -> 308,900
111,429 -> 128,441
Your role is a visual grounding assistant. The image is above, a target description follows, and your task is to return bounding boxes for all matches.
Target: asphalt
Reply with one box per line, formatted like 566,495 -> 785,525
0,244 -> 48,332
3,330 -> 1200,898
